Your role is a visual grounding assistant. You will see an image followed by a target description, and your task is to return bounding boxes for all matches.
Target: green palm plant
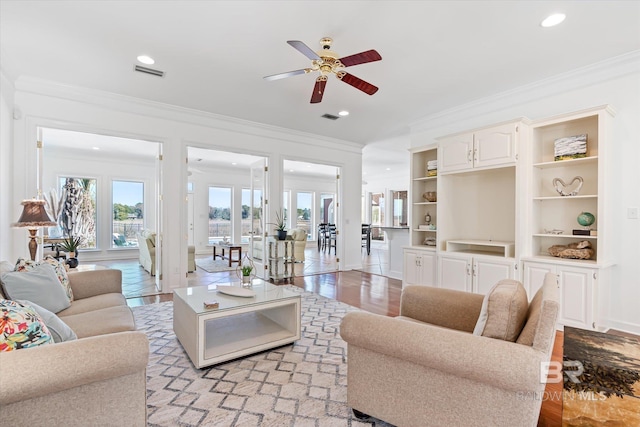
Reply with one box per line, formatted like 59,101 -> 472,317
60,236 -> 81,254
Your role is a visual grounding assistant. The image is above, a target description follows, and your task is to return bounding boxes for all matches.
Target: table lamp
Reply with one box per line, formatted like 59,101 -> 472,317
13,199 -> 57,260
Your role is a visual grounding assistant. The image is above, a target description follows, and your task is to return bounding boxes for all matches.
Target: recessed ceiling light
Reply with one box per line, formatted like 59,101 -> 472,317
541,13 -> 566,27
289,169 -> 295,173
338,110 -> 349,116
92,147 -> 100,150
231,162 -> 237,165
386,168 -> 391,171
137,55 -> 155,65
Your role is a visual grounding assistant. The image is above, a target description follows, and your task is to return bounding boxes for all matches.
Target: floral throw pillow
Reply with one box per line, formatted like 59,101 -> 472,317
0,299 -> 53,351
14,256 -> 73,302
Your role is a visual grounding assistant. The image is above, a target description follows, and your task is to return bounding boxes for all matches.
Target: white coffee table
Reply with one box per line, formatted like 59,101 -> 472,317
173,279 -> 301,368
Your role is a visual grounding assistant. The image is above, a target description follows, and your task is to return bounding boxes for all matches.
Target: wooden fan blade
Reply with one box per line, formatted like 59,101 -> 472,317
338,72 -> 378,95
263,69 -> 311,81
310,78 -> 327,103
287,40 -> 321,60
339,49 -> 382,67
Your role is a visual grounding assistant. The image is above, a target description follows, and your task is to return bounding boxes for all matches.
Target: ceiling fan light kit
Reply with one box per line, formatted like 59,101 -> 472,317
264,37 -> 382,103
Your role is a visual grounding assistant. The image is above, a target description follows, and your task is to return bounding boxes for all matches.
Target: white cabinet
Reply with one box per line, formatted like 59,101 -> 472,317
523,261 -> 602,331
438,253 -> 516,294
403,248 -> 436,289
439,122 -> 520,173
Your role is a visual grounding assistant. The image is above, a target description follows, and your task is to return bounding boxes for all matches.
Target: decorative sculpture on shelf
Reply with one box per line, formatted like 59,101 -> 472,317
552,176 -> 583,197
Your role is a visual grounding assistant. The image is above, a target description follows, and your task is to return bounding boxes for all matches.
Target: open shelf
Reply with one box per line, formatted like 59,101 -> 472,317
445,239 -> 514,258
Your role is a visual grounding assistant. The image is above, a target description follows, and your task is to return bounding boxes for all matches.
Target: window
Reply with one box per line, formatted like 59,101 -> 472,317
208,186 -> 232,244
283,190 -> 290,227
59,177 -> 97,249
112,180 -> 143,248
392,190 -> 408,227
319,193 -> 334,224
241,188 -> 251,243
296,192 -> 312,239
371,192 -> 385,241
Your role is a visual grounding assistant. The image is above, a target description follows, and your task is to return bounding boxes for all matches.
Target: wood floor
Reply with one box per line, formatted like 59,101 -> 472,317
97,257 -> 638,427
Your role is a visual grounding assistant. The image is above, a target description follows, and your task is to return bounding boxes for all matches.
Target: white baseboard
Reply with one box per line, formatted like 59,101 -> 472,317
601,318 -> 640,336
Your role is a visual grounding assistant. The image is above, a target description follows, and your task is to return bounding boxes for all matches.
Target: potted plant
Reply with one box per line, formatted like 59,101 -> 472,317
240,265 -> 253,284
60,236 -> 81,267
269,210 -> 287,240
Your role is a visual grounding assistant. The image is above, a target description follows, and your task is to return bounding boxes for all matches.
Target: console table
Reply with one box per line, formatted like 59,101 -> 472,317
212,242 -> 243,267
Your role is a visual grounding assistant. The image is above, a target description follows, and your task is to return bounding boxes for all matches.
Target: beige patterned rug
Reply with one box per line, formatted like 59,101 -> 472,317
132,286 -> 393,426
195,258 -> 237,273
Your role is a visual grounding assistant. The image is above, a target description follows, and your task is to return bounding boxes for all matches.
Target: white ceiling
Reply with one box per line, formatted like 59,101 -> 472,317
3,1 -> 640,178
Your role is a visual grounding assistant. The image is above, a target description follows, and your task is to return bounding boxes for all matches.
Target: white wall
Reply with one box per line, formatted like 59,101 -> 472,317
410,53 -> 640,334
0,71 -> 15,261
6,77 -> 364,291
42,149 -> 157,260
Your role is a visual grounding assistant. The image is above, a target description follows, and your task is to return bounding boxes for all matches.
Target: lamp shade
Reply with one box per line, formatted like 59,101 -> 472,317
13,199 -> 57,228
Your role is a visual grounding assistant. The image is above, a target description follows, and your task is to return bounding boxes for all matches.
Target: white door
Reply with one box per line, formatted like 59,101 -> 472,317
187,193 -> 194,246
523,262 -> 555,301
438,254 -> 471,292
154,145 -> 163,290
474,257 -> 514,295
473,123 -> 517,169
403,249 -> 420,287
439,132 -> 473,173
558,267 -> 593,329
250,159 -> 267,278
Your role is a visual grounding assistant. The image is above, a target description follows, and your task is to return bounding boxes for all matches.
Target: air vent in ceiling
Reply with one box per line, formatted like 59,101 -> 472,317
134,65 -> 165,77
321,113 -> 339,120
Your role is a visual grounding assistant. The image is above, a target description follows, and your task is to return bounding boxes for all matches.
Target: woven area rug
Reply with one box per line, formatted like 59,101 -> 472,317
133,286 -> 393,426
195,258 -> 237,273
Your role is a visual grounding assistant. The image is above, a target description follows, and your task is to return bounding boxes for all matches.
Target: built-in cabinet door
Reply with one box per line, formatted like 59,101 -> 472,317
403,249 -> 437,288
474,257 -> 515,295
438,254 -> 471,292
523,262 -> 555,301
403,250 -> 420,287
439,132 -> 473,173
558,266 -> 595,329
473,122 -> 517,169
420,251 -> 437,287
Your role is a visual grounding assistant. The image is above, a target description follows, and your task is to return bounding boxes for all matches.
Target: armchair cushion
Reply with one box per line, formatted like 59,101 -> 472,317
473,279 -> 528,342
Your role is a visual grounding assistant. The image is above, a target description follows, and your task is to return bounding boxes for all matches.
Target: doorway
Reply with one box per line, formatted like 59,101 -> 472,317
283,158 -> 340,275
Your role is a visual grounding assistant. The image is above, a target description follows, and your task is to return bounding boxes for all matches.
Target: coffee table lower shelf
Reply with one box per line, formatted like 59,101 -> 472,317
173,288 -> 301,368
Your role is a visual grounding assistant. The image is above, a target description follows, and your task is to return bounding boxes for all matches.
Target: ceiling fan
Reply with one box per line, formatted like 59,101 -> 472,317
264,37 -> 382,103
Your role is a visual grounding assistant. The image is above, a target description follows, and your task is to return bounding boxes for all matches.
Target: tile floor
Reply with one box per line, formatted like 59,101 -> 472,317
85,240 -> 390,299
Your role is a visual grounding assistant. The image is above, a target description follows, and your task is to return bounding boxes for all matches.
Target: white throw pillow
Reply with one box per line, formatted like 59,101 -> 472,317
19,300 -> 77,343
1,263 -> 71,313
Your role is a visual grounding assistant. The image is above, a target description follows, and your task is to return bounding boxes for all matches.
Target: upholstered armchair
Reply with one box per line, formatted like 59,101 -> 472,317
340,273 -> 559,427
287,228 -> 307,262
137,230 -> 195,275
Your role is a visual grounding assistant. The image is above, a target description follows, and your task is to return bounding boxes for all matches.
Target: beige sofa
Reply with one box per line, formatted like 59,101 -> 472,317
0,265 -> 149,427
340,273 -> 560,427
138,229 -> 195,275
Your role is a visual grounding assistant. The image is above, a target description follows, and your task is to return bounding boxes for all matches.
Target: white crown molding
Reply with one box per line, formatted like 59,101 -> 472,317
14,76 -> 364,154
410,50 -> 640,133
